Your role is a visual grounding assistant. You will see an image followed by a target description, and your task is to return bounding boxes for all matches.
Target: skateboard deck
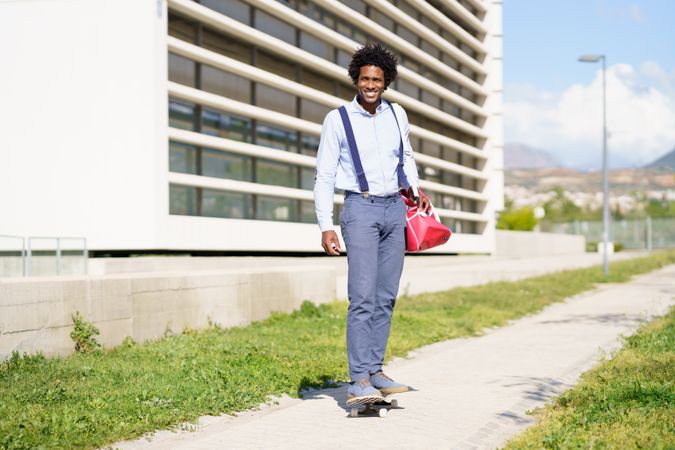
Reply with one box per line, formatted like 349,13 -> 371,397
347,395 -> 400,418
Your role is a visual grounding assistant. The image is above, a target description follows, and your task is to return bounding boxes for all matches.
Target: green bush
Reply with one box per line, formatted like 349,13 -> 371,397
70,312 -> 101,354
497,206 -> 538,231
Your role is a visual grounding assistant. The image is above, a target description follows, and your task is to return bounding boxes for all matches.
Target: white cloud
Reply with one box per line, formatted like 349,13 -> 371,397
503,62 -> 675,169
628,4 -> 647,24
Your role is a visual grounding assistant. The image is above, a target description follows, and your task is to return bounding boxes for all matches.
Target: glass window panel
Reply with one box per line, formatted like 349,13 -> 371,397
421,89 -> 440,109
169,141 -> 197,174
422,140 -> 442,158
300,98 -> 331,124
202,109 -> 252,142
169,184 -> 197,216
441,194 -> 458,210
169,100 -> 196,131
256,159 -> 296,187
337,83 -> 355,100
300,167 -> 314,190
369,10 -> 393,29
256,196 -> 296,222
201,65 -> 251,102
202,189 -> 252,219
343,0 -> 366,14
441,52 -> 460,70
301,135 -> 320,156
255,10 -> 295,44
336,49 -> 351,68
202,149 -> 252,181
421,40 -> 440,59
168,13 -> 196,41
421,165 -> 442,183
201,0 -> 249,25
202,28 -> 251,63
398,0 -> 419,18
256,123 -> 298,152
300,200 -> 316,223
396,78 -> 418,99
255,84 -> 297,116
397,25 -> 418,46
168,53 -> 195,86
301,68 -> 334,93
441,99 -> 461,117
256,50 -> 295,80
300,31 -> 332,61
420,15 -> 440,34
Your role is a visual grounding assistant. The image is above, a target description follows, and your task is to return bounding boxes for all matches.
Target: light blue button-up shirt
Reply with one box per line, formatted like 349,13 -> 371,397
314,96 -> 420,232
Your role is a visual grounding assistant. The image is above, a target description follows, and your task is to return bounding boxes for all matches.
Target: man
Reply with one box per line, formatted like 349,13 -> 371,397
314,43 -> 430,405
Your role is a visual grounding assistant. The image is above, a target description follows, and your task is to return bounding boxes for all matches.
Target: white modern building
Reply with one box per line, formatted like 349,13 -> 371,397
0,0 -> 503,255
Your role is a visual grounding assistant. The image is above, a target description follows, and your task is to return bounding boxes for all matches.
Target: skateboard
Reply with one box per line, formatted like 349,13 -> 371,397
347,394 -> 400,418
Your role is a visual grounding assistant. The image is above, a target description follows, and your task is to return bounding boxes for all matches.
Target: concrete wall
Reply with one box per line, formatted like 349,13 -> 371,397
495,230 -> 585,257
0,0 -> 168,250
0,265 -> 334,360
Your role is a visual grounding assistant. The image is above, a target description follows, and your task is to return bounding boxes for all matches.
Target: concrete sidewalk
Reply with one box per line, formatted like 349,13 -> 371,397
117,263 -> 674,450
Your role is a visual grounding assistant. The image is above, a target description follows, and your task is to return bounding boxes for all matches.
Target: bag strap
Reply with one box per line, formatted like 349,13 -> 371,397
337,101 -> 411,195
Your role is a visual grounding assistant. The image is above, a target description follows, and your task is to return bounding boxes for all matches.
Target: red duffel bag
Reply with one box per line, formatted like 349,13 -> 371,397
401,189 -> 452,252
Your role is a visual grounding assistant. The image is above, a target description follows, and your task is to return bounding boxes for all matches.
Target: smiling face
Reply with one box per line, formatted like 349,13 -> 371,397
357,65 -> 385,112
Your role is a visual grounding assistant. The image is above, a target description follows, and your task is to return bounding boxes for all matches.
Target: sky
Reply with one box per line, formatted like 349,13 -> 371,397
503,0 -> 675,169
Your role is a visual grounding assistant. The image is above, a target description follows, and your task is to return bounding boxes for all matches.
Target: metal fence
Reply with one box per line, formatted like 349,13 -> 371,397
0,235 -> 87,278
546,217 -> 675,250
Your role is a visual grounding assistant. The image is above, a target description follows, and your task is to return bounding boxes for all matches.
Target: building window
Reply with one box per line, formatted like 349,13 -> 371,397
201,65 -> 251,103
300,98 -> 331,124
255,159 -> 296,187
169,100 -> 196,131
254,9 -> 296,44
256,196 -> 296,221
202,189 -> 252,219
256,123 -> 298,152
169,184 -> 197,215
168,13 -> 196,42
300,167 -> 314,190
200,0 -> 250,25
301,135 -> 320,157
202,149 -> 252,181
300,200 -> 316,223
169,141 -> 197,174
256,50 -> 296,80
202,109 -> 252,142
168,53 -> 195,86
255,84 -> 297,116
202,28 -> 251,63
300,31 -> 333,61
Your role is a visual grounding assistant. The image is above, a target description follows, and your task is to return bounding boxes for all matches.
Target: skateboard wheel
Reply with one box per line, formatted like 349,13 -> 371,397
350,408 -> 358,417
378,408 -> 387,418
390,399 -> 398,408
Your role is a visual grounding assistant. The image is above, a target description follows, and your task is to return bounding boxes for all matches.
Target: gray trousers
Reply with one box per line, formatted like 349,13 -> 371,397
340,191 -> 406,382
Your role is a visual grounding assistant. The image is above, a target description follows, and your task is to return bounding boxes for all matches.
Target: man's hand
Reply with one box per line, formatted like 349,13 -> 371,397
417,192 -> 431,213
321,230 -> 341,255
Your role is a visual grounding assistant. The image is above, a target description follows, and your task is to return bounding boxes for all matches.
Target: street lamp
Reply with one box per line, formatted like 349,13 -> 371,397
578,53 -> 609,276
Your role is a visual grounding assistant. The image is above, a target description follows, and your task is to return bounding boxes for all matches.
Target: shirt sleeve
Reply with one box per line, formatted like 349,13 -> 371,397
314,110 -> 341,232
396,105 -> 420,190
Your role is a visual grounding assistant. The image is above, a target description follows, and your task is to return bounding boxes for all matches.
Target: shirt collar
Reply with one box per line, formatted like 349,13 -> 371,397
350,95 -> 391,117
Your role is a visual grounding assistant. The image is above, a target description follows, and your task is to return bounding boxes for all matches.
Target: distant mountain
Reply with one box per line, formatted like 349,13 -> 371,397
644,147 -> 675,170
504,143 -> 560,169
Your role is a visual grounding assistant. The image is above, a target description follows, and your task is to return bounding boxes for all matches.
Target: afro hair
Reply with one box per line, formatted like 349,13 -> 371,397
347,43 -> 398,90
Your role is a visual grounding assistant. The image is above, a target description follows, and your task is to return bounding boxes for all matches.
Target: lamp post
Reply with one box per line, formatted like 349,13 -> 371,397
578,54 -> 609,276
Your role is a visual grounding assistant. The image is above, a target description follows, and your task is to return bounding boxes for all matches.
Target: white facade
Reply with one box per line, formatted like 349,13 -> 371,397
0,0 -> 502,254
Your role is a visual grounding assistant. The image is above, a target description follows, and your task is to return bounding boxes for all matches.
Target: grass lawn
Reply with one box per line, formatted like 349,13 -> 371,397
504,307 -> 675,450
1,250 -> 674,449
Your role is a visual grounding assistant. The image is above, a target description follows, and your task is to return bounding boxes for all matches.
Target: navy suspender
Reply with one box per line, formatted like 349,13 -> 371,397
337,100 -> 410,197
